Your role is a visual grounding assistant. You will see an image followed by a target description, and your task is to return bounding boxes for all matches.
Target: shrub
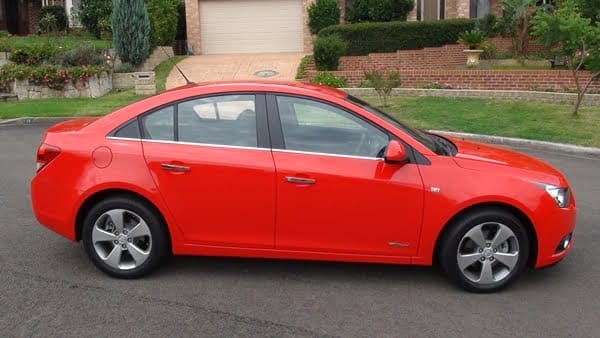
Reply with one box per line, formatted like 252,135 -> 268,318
312,72 -> 347,88
419,82 -> 453,89
320,19 -> 476,55
112,0 -> 151,67
363,66 -> 401,107
79,0 -> 112,39
9,45 -> 59,66
39,5 -> 68,32
308,0 -> 340,35
476,14 -> 499,38
296,55 -> 313,80
113,62 -> 137,73
345,0 -> 414,23
0,31 -> 8,38
313,34 -> 348,71
38,14 -> 58,35
146,0 -> 179,48
57,45 -> 104,67
457,30 -> 487,49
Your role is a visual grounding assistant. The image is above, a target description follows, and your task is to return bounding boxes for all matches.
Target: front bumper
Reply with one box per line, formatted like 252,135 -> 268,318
534,204 -> 576,268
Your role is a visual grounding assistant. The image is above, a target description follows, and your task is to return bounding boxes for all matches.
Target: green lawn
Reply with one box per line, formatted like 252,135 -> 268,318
0,34 -> 111,52
0,90 -> 145,118
154,56 -> 187,92
366,96 -> 600,148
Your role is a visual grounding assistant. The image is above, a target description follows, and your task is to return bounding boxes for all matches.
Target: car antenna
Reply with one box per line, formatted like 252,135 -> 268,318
160,46 -> 193,85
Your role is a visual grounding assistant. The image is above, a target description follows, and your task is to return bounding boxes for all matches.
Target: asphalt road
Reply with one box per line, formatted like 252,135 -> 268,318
1,123 -> 599,337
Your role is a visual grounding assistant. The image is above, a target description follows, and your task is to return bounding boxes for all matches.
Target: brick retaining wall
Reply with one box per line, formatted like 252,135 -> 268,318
306,70 -> 600,93
343,88 -> 600,106
305,39 -> 548,73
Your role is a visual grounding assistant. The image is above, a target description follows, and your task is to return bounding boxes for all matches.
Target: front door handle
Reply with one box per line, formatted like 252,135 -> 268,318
160,163 -> 190,172
285,176 -> 316,185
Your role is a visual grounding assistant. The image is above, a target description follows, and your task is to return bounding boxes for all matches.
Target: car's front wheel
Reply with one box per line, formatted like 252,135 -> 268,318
82,196 -> 170,278
439,208 -> 530,293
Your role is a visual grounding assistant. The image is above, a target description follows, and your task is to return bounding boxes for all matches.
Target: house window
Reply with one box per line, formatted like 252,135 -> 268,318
470,0 -> 490,19
418,0 -> 445,21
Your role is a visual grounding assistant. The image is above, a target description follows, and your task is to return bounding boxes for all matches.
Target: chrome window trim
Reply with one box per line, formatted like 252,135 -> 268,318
272,148 -> 384,161
107,136 -> 142,142
107,136 -> 383,160
143,139 -> 268,151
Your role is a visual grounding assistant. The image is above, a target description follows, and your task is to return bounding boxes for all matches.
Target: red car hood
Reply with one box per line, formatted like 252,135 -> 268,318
448,136 -> 568,186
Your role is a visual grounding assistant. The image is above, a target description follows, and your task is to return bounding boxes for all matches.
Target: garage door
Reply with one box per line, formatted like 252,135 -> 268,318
199,0 -> 304,54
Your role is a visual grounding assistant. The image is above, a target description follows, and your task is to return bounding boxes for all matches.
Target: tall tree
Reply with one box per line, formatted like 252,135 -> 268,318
112,0 -> 151,67
532,0 -> 600,115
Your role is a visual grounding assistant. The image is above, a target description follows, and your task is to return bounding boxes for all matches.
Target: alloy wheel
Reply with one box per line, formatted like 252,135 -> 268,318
456,222 -> 520,285
92,209 -> 152,270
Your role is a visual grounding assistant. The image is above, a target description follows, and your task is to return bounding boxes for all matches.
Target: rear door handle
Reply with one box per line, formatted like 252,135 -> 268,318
285,176 -> 316,185
160,163 -> 190,172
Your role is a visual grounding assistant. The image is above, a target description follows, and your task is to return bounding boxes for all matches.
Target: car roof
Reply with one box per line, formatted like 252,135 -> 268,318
163,80 -> 348,99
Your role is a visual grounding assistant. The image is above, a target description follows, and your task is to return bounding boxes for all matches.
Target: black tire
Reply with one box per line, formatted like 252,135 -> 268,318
82,196 -> 170,278
439,208 -> 530,293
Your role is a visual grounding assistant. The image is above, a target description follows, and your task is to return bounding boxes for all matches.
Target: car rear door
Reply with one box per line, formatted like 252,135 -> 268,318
141,93 -> 276,248
267,94 -> 425,256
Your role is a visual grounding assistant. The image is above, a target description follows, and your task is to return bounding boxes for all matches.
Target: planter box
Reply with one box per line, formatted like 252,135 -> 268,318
9,72 -> 112,100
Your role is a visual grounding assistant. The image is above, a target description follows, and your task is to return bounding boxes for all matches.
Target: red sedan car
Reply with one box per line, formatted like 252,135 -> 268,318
31,81 -> 575,292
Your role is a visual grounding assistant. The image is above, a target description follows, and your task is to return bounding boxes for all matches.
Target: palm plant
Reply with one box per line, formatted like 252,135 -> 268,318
501,0 -> 538,54
457,30 -> 487,49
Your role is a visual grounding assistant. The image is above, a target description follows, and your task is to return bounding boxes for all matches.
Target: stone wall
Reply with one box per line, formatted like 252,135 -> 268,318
10,72 -> 112,100
112,72 -> 136,89
343,88 -> 600,107
139,47 -> 174,72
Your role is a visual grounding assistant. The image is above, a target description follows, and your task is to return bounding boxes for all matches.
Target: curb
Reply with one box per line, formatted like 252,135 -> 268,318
1,117 -> 599,158
432,130 -> 600,158
0,117 -> 73,126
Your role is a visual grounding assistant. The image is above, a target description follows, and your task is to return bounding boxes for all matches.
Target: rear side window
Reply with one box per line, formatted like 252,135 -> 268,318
177,95 -> 257,147
113,119 -> 141,139
141,106 -> 175,141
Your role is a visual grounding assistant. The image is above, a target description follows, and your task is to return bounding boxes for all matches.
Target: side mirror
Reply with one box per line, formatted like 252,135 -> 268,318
385,140 -> 408,164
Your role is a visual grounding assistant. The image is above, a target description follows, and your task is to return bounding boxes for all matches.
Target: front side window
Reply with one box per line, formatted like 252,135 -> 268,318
276,96 -> 388,158
177,95 -> 257,147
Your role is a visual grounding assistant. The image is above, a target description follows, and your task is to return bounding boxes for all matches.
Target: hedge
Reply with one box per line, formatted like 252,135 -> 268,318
319,18 -> 476,56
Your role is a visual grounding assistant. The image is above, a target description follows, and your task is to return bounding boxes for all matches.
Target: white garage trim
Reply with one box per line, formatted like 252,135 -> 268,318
199,0 -> 304,54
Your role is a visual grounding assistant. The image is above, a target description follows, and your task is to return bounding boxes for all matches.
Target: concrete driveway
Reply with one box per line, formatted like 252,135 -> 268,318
165,53 -> 305,89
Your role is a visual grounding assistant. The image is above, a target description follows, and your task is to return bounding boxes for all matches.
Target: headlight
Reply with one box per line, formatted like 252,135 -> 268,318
536,183 -> 570,208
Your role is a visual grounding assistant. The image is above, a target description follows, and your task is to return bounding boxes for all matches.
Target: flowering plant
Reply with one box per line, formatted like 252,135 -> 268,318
363,65 -> 401,107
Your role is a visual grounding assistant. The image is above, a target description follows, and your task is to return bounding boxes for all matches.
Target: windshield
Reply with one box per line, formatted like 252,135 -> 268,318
345,95 -> 438,153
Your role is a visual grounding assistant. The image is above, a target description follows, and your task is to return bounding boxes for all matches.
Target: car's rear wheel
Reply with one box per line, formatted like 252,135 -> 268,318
439,208 -> 530,293
82,196 -> 169,278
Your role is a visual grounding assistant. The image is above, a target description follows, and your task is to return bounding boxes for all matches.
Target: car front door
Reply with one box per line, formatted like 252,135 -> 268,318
268,95 -> 424,256
141,94 -> 276,248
